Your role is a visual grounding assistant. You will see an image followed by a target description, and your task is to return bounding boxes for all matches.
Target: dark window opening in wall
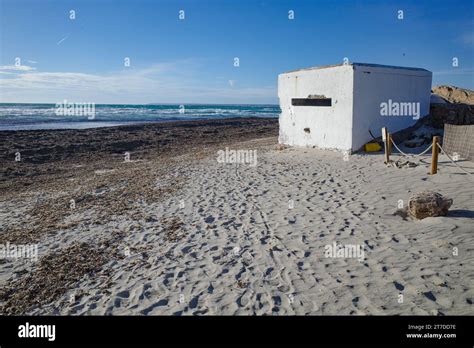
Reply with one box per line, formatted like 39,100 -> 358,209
292,98 -> 332,106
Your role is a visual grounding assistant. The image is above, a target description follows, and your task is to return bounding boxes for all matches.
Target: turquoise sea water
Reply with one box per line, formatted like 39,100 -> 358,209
0,103 -> 280,130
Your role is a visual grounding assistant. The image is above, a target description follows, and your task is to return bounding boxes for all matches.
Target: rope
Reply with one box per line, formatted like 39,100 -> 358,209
390,138 -> 433,157
437,143 -> 473,177
387,136 -> 473,178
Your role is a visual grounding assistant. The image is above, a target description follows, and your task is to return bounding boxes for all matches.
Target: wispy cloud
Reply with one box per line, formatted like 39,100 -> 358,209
0,65 -> 36,71
0,61 -> 277,104
433,68 -> 474,76
56,35 -> 69,45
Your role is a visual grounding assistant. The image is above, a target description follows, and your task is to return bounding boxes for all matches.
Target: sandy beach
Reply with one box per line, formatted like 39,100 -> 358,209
0,118 -> 473,315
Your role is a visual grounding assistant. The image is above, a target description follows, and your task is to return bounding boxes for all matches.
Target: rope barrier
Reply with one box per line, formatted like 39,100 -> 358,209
390,138 -> 433,157
436,143 -> 473,178
384,129 -> 472,178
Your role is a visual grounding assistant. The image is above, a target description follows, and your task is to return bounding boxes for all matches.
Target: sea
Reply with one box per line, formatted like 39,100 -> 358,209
0,103 -> 280,131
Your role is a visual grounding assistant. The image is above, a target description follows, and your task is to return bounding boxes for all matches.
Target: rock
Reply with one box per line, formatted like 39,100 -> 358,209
429,103 -> 474,128
408,191 -> 453,219
432,85 -> 474,105
428,85 -> 474,128
430,93 -> 447,104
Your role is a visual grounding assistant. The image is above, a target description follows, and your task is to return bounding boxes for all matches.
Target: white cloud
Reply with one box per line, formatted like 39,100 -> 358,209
0,65 -> 36,71
0,61 -> 277,104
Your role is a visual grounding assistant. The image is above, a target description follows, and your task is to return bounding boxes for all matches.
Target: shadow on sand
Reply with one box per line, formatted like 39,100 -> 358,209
448,209 -> 474,218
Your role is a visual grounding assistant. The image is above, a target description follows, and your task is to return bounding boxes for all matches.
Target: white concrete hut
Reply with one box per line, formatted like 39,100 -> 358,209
278,63 -> 432,152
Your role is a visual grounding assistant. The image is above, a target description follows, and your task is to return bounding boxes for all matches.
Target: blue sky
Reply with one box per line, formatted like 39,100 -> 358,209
0,0 -> 473,104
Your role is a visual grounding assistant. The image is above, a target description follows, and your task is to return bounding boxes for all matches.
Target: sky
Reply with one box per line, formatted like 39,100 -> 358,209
0,0 -> 473,104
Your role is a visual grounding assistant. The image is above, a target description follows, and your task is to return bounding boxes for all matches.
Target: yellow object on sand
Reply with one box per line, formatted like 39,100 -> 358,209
365,142 -> 382,152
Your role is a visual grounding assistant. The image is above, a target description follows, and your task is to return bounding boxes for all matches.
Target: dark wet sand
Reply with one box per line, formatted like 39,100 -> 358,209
0,118 -> 278,190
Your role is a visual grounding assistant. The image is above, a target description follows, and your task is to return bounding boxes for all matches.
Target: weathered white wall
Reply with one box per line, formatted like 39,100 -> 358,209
352,65 -> 432,151
278,65 -> 354,151
278,63 -> 432,152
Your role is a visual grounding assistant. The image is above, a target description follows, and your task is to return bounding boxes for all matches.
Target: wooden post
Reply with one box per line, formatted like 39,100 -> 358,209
430,136 -> 439,175
387,133 -> 392,156
382,127 -> 390,164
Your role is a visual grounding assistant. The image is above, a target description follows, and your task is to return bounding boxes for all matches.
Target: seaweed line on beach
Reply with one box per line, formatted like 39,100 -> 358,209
0,159 -> 187,245
0,231 -> 128,315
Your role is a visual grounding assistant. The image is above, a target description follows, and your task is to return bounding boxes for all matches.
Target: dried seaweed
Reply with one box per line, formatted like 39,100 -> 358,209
0,237 -> 125,315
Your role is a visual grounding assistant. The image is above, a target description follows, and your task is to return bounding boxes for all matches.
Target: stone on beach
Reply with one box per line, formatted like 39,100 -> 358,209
408,191 -> 453,219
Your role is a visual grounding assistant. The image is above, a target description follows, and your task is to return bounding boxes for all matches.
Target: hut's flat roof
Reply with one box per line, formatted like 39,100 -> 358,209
283,62 -> 431,74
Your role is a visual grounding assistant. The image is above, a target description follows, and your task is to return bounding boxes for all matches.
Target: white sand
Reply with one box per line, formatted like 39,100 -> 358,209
2,137 -> 473,315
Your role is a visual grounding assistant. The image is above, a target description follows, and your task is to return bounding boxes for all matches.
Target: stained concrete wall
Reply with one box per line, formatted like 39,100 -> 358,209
278,65 -> 354,151
351,65 -> 432,151
278,63 -> 432,152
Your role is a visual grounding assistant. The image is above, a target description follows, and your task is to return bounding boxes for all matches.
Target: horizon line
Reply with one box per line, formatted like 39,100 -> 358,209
0,102 -> 280,106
